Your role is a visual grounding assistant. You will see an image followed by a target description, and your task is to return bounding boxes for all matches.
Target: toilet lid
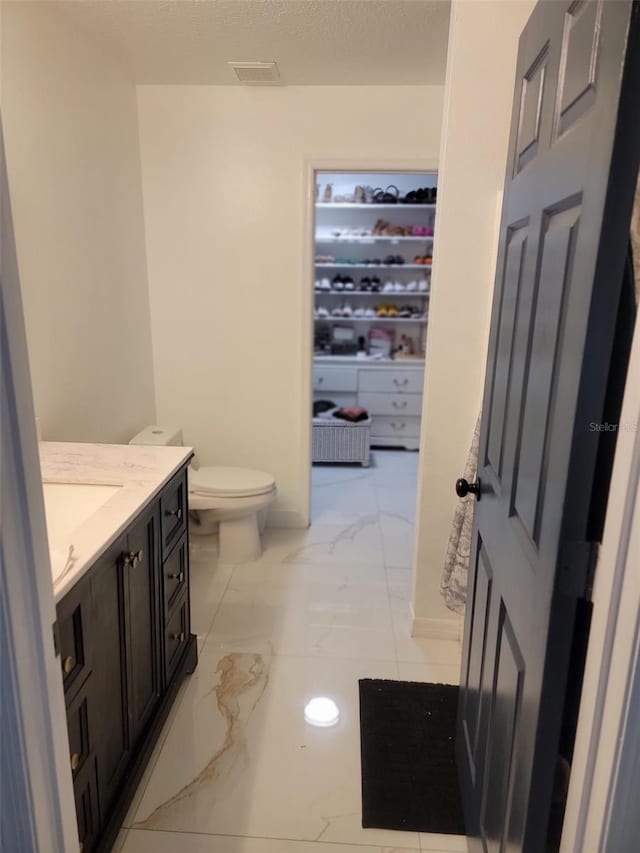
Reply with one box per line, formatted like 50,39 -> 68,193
189,466 -> 275,498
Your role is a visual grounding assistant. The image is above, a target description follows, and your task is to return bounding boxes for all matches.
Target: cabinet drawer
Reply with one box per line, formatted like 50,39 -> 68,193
370,416 -> 422,439
73,753 -> 100,853
313,366 -> 358,392
358,368 -> 424,394
57,580 -> 91,700
66,687 -> 92,781
163,534 -> 188,618
358,392 -> 423,417
160,469 -> 187,559
165,592 -> 189,684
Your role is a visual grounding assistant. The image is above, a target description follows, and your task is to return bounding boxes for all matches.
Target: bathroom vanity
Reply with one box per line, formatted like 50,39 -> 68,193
42,442 -> 197,853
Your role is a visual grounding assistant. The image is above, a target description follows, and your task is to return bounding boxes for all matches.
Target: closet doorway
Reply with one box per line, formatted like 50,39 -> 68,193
310,169 -> 437,567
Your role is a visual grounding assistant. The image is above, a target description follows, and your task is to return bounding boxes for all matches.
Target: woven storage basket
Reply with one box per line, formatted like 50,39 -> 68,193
312,417 -> 371,466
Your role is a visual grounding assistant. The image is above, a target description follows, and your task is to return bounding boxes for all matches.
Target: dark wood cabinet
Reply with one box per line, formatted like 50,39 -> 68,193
56,464 -> 196,853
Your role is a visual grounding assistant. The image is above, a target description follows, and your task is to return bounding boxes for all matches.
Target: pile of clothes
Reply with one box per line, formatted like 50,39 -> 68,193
313,400 -> 369,423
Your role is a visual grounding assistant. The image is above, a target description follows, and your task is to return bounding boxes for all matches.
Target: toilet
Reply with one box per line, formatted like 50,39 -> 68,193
129,426 -> 276,563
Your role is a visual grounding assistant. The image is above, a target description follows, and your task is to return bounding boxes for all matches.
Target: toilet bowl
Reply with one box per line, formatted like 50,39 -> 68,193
188,466 -> 276,563
129,427 -> 276,563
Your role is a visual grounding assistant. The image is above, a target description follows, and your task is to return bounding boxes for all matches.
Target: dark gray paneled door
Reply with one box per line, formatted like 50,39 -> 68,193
456,1 -> 639,850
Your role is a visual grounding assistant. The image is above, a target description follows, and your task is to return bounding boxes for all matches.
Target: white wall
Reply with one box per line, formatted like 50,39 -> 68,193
412,0 -> 536,635
137,85 -> 444,524
2,2 -> 156,444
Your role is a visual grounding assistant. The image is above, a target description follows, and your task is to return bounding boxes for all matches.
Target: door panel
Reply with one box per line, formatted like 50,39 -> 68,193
89,539 -> 129,816
457,1 -> 639,850
125,507 -> 161,746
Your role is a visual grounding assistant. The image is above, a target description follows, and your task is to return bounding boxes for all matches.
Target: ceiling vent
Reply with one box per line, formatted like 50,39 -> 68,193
228,61 -> 281,85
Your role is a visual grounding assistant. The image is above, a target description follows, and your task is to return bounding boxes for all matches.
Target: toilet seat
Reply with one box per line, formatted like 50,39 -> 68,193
189,466 -> 275,498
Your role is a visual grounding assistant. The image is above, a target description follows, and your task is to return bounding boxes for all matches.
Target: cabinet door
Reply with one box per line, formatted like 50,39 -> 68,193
124,505 -> 162,746
89,538 -> 129,817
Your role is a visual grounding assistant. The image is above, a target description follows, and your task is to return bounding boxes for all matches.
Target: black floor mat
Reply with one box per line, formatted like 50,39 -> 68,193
359,679 -> 465,835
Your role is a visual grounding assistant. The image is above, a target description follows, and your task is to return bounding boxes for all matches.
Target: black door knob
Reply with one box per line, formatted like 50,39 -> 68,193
455,478 -> 481,500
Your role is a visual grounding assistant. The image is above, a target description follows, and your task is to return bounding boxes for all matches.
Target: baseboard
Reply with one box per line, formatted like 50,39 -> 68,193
267,507 -> 309,529
410,604 -> 462,641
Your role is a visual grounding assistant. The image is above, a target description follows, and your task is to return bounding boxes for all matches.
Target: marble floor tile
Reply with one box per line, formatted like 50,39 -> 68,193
123,829 -> 421,852
379,513 -> 417,570
312,476 -> 379,525
189,538 -> 235,640
387,570 -> 462,667
206,561 -> 395,661
311,464 -> 373,487
255,519 -> 385,568
419,832 -> 468,852
397,662 -> 461,685
131,651 -> 425,848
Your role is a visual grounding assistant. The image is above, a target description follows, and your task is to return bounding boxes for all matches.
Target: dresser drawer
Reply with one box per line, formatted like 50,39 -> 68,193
163,534 -> 188,618
313,366 -> 358,392
358,368 -> 424,394
160,469 -> 187,560
370,416 -> 422,439
358,392 -> 423,417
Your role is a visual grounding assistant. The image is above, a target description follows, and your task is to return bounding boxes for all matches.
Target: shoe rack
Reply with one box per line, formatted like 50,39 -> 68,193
314,171 -> 436,361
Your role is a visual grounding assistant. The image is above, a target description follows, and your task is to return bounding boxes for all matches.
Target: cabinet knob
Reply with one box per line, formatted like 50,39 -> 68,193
63,655 -> 75,675
170,631 -> 185,642
70,752 -> 80,771
166,507 -> 183,521
168,570 -> 185,582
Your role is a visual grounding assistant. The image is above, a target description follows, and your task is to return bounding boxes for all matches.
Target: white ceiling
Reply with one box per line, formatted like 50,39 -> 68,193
54,0 -> 451,85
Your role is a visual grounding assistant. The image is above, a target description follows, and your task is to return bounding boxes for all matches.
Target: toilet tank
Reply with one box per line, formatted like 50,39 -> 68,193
129,426 -> 183,447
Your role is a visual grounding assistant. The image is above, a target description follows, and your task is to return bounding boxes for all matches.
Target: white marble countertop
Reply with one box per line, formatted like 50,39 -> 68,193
313,355 -> 425,367
40,442 -> 193,603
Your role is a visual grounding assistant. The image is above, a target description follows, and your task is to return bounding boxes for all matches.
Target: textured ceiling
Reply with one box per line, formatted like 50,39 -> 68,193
52,0 -> 451,85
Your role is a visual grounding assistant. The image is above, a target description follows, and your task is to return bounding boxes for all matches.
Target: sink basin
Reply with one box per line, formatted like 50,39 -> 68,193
42,482 -> 122,548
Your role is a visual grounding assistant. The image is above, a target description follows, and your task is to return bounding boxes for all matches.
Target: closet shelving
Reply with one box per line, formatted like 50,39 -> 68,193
314,172 -> 436,359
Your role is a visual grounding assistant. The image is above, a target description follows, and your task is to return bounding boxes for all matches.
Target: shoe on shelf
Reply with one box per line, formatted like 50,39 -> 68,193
394,281 -> 405,292
383,281 -> 395,293
387,305 -> 399,317
376,304 -> 389,317
354,185 -> 365,204
359,277 -> 371,291
405,280 -> 418,292
332,275 -> 344,291
343,277 -> 355,291
342,304 -> 353,317
399,305 -> 412,318
316,306 -> 329,318
370,276 -> 382,292
418,279 -> 428,292
365,307 -> 376,317
323,183 -> 333,203
364,185 -> 375,204
353,306 -> 365,317
320,277 -> 332,290
331,306 -> 343,317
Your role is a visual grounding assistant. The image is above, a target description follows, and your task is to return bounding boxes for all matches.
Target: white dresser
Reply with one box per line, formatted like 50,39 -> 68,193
313,358 -> 424,450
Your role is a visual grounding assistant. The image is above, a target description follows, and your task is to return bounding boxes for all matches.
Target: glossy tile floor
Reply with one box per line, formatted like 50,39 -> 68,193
117,450 -> 464,853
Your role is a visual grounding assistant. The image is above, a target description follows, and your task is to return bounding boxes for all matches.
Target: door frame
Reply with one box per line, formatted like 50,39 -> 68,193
561,294 -> 640,849
1,120 -> 79,850
300,157 -> 439,526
